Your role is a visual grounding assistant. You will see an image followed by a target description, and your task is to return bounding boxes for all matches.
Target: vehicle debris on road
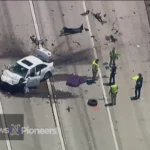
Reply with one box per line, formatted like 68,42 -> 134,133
80,10 -> 90,16
59,24 -> 83,36
105,35 -> 117,43
30,35 -> 47,47
91,12 -> 107,25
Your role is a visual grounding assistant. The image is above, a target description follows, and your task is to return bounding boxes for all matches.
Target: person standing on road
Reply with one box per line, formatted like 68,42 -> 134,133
109,64 -> 117,85
109,47 -> 119,67
109,83 -> 118,105
134,73 -> 143,99
92,59 -> 99,81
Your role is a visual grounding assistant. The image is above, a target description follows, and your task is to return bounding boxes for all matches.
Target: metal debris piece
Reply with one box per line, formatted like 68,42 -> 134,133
105,35 -> 117,43
120,17 -> 123,19
80,10 -> 90,16
62,14 -> 65,16
104,14 -> 106,17
30,35 -> 47,46
110,35 -> 117,42
51,10 -> 54,12
91,12 -> 107,25
84,28 -> 89,31
91,35 -> 95,38
133,12 -> 136,14
114,30 -> 118,34
66,106 -> 73,112
51,43 -> 54,46
112,9 -> 115,12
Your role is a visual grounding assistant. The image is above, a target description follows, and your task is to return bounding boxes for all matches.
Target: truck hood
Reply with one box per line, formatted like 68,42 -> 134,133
1,70 -> 22,85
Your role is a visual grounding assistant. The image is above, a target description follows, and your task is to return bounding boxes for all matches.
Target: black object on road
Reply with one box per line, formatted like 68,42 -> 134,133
80,10 -> 90,16
60,24 -> 83,36
87,99 -> 98,106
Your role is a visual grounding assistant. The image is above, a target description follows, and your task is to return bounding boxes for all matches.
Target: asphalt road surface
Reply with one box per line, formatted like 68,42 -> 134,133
0,1 -> 150,150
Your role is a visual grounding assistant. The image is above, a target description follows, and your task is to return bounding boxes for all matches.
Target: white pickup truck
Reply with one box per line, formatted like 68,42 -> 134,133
0,48 -> 54,93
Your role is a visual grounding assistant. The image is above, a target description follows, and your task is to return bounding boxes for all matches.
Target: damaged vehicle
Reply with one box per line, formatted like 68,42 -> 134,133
0,48 -> 54,93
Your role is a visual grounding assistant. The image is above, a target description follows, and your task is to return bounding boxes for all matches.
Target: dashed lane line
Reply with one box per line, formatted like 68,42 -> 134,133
82,1 -> 119,150
29,1 -> 66,150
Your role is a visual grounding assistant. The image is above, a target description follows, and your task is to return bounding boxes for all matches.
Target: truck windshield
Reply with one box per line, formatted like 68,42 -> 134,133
9,63 -> 28,78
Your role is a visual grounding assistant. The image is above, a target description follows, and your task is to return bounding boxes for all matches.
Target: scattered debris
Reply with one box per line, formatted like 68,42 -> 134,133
148,4 -> 150,7
62,14 -> 65,16
84,28 -> 89,31
120,17 -> 123,19
91,12 -> 107,25
66,106 -> 73,112
112,9 -> 115,12
104,14 -> 106,17
80,10 -> 90,16
98,29 -> 100,31
104,43 -> 108,45
73,41 -> 80,45
60,24 -> 83,36
30,35 -> 39,45
119,32 -> 123,36
133,11 -> 136,14
51,10 -> 54,12
91,35 -> 95,38
51,43 -> 54,46
114,30 -> 118,34
30,35 -> 47,46
105,35 -> 117,43
112,22 -> 115,26
137,45 -> 140,48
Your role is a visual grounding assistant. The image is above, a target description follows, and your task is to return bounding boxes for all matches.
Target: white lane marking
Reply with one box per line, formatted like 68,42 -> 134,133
29,1 -> 66,150
0,99 -> 12,150
82,1 -> 119,150
29,0 -> 42,49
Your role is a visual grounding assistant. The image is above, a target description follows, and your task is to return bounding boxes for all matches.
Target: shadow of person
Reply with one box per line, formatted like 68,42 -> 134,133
86,79 -> 96,85
103,83 -> 110,86
130,96 -> 138,100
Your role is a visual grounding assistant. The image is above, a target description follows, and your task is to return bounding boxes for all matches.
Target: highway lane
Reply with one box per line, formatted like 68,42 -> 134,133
0,1 -> 60,150
88,1 -> 150,150
33,1 -> 117,150
34,1 -> 150,150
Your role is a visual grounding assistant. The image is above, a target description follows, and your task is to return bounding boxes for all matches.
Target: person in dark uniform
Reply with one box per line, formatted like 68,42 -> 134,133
135,73 -> 143,99
109,64 -> 117,85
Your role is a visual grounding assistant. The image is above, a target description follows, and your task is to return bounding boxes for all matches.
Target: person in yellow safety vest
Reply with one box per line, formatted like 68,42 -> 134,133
132,73 -> 143,99
109,83 -> 118,105
92,59 -> 99,81
109,47 -> 119,67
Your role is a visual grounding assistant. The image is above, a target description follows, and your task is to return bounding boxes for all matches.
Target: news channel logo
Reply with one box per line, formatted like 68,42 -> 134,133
0,114 -> 57,140
0,114 -> 24,140
8,124 -> 57,135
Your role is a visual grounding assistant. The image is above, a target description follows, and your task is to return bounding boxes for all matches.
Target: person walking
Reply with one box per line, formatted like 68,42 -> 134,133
109,83 -> 118,105
109,64 -> 117,85
109,47 -> 119,67
92,59 -> 99,81
134,73 -> 143,99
